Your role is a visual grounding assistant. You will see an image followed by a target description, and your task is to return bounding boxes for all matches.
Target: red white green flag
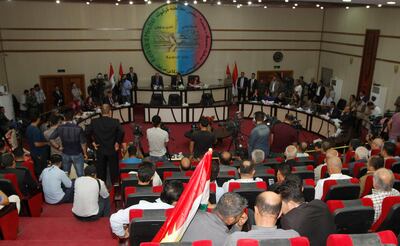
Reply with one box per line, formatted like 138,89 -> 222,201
232,62 -> 239,96
152,149 -> 212,243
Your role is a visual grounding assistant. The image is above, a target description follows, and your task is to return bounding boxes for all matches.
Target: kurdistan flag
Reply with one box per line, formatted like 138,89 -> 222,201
152,149 -> 213,243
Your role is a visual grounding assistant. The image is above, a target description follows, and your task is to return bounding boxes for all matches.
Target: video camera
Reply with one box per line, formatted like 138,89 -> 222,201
132,123 -> 143,137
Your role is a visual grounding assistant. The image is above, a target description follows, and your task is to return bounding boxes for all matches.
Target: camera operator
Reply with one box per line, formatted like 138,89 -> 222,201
146,115 -> 169,162
189,117 -> 216,160
248,111 -> 270,158
270,114 -> 298,156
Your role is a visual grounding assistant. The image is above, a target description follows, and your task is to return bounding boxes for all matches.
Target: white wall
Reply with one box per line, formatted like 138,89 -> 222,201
0,1 -> 323,97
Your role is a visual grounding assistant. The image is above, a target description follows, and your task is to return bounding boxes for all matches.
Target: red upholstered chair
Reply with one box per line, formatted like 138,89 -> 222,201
209,182 -> 217,204
0,173 -> 42,217
216,170 -> 239,187
237,237 -> 310,246
129,208 -> 174,246
0,203 -> 19,240
228,181 -> 267,209
292,165 -> 314,180
254,168 -> 275,185
360,175 -> 374,197
119,162 -> 140,173
327,230 -> 397,246
394,174 -> 400,192
327,198 -> 374,233
390,161 -> 400,174
124,186 -> 162,207
322,164 -> 350,179
344,150 -> 355,164
321,178 -> 360,202
155,161 -> 180,179
163,171 -> 192,182
370,149 -> 381,156
384,158 -> 398,170
352,162 -> 367,178
370,196 -> 400,234
140,240 -> 212,246
16,160 -> 37,182
303,179 -> 315,202
317,153 -> 326,166
120,173 -> 138,200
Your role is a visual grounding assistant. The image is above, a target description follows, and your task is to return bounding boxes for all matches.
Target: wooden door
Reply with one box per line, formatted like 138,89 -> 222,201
40,75 -> 63,111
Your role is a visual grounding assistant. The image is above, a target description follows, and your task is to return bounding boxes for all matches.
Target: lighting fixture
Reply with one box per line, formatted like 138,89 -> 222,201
285,0 -> 289,2
247,1 -> 252,5
345,6 -> 349,9
129,1 -> 134,4
264,5 -> 267,8
320,6 -> 324,9
292,6 -> 295,9
342,0 -> 351,2
217,1 -> 221,5
193,0 -> 197,4
147,0 -> 151,4
86,1 -> 90,5
294,3 -> 298,6
56,0 -> 60,3
184,1 -> 188,5
115,2 -> 119,5
366,5 -> 370,8
378,4 -> 382,7
316,4 -> 320,7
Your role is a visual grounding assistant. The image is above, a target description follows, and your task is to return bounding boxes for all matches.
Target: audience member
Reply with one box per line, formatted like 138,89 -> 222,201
270,114 -> 298,155
359,156 -> 384,196
109,180 -> 184,238
223,191 -> 299,246
40,154 -> 74,204
236,72 -> 249,103
43,114 -> 62,156
25,114 -> 49,177
388,111 -> 400,142
345,138 -> 362,163
33,84 -> 46,112
251,149 -> 265,165
370,137 -> 384,156
180,157 -> 192,172
296,142 -> 309,158
86,104 -> 125,185
381,141 -> 397,166
315,156 -> 352,199
189,117 -> 216,160
182,192 -> 248,245
121,144 -> 142,165
364,168 -> 400,222
279,175 -> 335,246
72,165 -> 110,221
126,67 -> 138,89
314,148 -> 338,182
222,160 -> 262,192
0,153 -> 39,196
248,111 -> 270,157
218,151 -> 237,173
268,163 -> 291,192
348,146 -> 369,174
120,75 -> 132,104
146,115 -> 169,162
283,145 -> 297,166
49,109 -> 87,177
136,162 -> 156,186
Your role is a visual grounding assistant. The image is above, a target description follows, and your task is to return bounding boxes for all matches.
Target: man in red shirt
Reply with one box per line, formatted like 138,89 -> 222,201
270,114 -> 298,155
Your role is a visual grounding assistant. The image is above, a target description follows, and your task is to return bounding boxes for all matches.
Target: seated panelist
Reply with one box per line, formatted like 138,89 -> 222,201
188,76 -> 201,88
151,73 -> 164,89
171,73 -> 184,88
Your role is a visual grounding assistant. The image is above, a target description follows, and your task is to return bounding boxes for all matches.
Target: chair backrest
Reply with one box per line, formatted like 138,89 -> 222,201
125,186 -> 162,207
237,237 -> 310,246
163,171 -> 192,182
119,163 -> 140,173
16,160 -> 37,182
327,198 -> 374,234
371,149 -> 380,156
360,175 -> 374,197
385,158 -> 398,170
344,150 -> 355,164
209,182 -> 216,204
140,240 -> 213,246
352,162 -> 366,178
254,169 -> 276,186
120,173 -> 139,199
228,181 -> 267,209
168,94 -> 182,106
371,196 -> 400,234
391,161 -> 400,174
0,173 -> 22,197
337,99 -> 347,111
216,170 -> 239,187
394,174 -> 400,192
150,93 -> 164,106
303,179 -> 315,202
292,165 -> 315,180
326,230 -> 398,246
129,208 -> 174,246
322,178 -> 360,201
200,93 -> 214,106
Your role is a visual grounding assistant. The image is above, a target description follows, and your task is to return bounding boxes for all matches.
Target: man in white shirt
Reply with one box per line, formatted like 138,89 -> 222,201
109,180 -> 184,238
222,160 -> 262,193
72,165 -> 110,221
33,84 -> 46,112
19,89 -> 29,119
40,154 -> 73,204
315,156 -> 352,200
314,142 -> 335,182
146,115 -> 169,162
294,80 -> 303,98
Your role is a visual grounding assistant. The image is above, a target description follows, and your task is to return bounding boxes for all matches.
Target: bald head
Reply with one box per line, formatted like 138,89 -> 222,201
373,168 -> 395,192
255,191 -> 282,218
372,138 -> 384,150
327,156 -> 342,175
355,146 -> 369,160
101,104 -> 111,115
285,145 -> 297,160
180,157 -> 191,171
219,151 -> 232,166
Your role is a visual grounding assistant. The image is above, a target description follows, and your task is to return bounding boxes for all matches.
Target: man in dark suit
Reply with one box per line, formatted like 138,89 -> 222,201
0,153 -> 39,196
53,86 -> 64,107
236,72 -> 248,103
314,80 -> 326,103
269,76 -> 281,98
126,67 -> 138,89
102,90 -> 115,106
248,73 -> 258,101
329,101 -> 341,119
278,175 -> 336,246
151,73 -> 164,88
86,104 -> 125,185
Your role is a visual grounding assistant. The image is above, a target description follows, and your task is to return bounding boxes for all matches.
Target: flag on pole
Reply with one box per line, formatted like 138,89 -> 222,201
226,64 -> 231,77
109,63 -> 115,89
232,62 -> 238,96
152,149 -> 213,243
119,63 -> 124,81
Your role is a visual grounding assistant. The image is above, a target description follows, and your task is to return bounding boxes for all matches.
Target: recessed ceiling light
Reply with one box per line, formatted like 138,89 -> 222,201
316,4 -> 320,7
86,1 -> 90,5
147,0 -> 151,4
184,1 -> 188,5
247,1 -> 252,5
167,0 -> 170,3
56,0 -> 60,3
193,0 -> 197,3
217,1 -> 221,5
258,0 -> 262,3
233,0 -> 236,2
378,4 -> 382,7
264,5 -> 267,8
203,0 -> 207,2
345,6 -> 349,9
342,0 -> 351,2
294,3 -> 298,6
285,0 -> 289,2
129,1 -> 133,4
320,6 -> 324,9
117,0 -> 121,2
292,6 -> 295,9
387,1 -> 396,4
115,2 -> 119,5
237,4 -> 241,8
366,5 -> 370,8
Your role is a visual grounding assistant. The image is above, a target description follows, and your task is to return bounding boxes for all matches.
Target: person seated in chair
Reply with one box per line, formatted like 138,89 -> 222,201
283,145 -> 298,166
109,180 -> 184,238
314,156 -> 352,200
364,168 -> 400,222
121,144 -> 142,165
359,156 -> 384,196
179,157 -> 192,172
151,72 -> 164,89
268,163 -> 292,192
223,191 -> 299,246
40,154 -> 74,204
218,151 -> 237,173
136,162 -> 157,187
72,165 -> 110,221
222,160 -> 262,193
381,141 -> 397,167
0,153 -> 39,197
0,189 -> 21,213
188,76 -> 201,88
251,149 -> 265,166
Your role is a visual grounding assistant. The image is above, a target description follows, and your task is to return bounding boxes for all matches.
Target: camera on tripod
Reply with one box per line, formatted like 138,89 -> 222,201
132,123 -> 143,137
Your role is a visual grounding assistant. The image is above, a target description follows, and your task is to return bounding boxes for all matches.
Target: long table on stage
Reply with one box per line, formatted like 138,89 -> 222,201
132,84 -> 231,104
241,102 -> 337,138
76,105 -> 133,128
144,102 -> 230,123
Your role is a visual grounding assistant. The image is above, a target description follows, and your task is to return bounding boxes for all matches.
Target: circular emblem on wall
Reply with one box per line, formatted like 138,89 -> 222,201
273,51 -> 284,63
141,3 -> 212,76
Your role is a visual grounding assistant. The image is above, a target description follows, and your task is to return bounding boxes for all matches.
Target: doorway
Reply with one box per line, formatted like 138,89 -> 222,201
320,67 -> 333,86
